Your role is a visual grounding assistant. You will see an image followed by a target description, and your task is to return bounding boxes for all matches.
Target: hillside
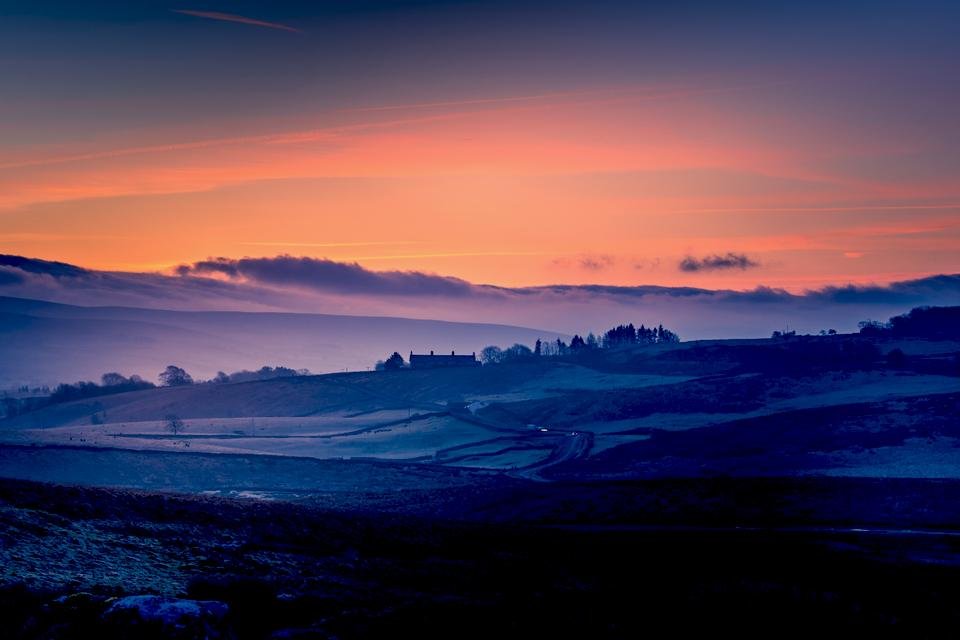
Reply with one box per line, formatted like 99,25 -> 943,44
0,296 -> 567,387
2,331 -> 958,488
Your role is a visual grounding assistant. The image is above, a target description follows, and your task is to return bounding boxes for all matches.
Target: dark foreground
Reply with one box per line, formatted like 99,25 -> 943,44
2,478 -> 960,638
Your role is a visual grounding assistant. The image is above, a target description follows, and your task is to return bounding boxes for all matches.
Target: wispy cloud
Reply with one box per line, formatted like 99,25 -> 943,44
352,252 -> 548,261
347,87 -> 646,113
0,83 -> 775,173
679,253 -> 760,272
172,9 -> 301,33
553,254 -> 617,271
579,255 -> 615,271
239,241 -> 419,248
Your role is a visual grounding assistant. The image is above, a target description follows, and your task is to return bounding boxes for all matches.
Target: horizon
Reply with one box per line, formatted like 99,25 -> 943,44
3,252 -> 959,337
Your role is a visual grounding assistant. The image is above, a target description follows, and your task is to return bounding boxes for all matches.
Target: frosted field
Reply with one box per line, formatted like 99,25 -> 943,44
573,372 -> 960,435
463,365 -> 691,404
14,414 -> 522,463
2,350 -> 957,479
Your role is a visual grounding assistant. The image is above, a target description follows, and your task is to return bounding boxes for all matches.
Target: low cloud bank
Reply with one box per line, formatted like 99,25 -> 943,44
2,254 -> 959,338
175,255 -> 483,297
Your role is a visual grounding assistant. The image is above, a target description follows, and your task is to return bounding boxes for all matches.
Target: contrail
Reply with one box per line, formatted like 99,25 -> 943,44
672,204 -> 960,213
172,9 -> 301,33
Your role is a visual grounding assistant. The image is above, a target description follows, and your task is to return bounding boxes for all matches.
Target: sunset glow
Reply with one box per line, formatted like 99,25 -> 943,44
1,1 -> 958,291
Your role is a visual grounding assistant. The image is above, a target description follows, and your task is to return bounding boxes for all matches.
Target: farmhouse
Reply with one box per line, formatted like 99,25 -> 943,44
409,350 -> 480,369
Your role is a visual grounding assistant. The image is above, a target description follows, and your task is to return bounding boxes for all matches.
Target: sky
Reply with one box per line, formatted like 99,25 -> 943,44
1,0 -> 958,293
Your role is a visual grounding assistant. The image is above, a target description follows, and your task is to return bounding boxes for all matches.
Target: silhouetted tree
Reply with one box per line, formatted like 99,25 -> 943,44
657,325 -> 680,343
503,343 -> 534,361
603,323 -> 636,347
159,365 -> 193,387
858,320 -> 888,336
534,339 -> 542,356
886,306 -> 960,338
213,371 -> 230,384
480,345 -> 504,365
101,372 -> 129,387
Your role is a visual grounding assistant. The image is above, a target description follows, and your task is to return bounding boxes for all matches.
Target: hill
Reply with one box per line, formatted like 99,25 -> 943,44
0,296 -> 567,387
1,329 -> 957,486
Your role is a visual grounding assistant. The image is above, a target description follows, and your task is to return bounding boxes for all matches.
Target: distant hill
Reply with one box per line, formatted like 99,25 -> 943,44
0,296 -> 567,387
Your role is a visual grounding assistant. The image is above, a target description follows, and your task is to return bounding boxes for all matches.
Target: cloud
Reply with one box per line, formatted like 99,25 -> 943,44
175,255 -> 483,297
0,255 -> 87,278
679,253 -> 760,272
806,274 -> 960,305
0,267 -> 27,286
579,255 -> 615,271
172,9 -> 301,33
552,254 -> 616,271
632,258 -> 661,271
1,254 -> 959,340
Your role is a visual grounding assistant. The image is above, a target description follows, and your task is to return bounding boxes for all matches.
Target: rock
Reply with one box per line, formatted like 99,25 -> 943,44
270,628 -> 331,639
52,591 -> 102,609
102,595 -> 232,639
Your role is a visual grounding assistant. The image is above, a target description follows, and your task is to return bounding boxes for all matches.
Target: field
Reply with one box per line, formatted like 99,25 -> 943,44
2,334 -> 958,484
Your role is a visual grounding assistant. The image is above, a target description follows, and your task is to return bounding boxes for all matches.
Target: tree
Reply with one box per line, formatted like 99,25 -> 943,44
383,352 -> 405,370
159,365 -> 193,387
657,326 -> 680,344
101,372 -> 129,387
603,323 -> 636,348
887,348 -> 907,369
165,414 -> 185,436
858,320 -> 888,336
503,343 -> 534,361
534,339 -> 542,356
213,371 -> 230,384
480,345 -> 504,365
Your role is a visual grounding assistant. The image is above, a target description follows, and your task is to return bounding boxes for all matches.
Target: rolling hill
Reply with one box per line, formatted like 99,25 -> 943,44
0,296 -> 567,387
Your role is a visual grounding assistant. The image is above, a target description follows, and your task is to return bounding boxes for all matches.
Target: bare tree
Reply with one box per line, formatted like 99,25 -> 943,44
165,414 -> 185,437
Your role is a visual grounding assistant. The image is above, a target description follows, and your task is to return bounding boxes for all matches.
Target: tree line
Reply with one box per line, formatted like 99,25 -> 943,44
479,321 -> 680,365
858,306 -> 960,339
27,364 -> 311,404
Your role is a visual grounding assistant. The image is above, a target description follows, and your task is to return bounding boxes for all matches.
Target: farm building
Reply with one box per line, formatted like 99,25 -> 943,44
409,350 -> 480,369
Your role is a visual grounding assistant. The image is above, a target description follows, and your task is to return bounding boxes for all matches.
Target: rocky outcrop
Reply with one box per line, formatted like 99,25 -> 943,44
101,595 -> 232,639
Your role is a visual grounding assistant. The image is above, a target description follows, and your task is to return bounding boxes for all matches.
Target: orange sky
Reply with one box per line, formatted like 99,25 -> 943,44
2,3 -> 959,292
